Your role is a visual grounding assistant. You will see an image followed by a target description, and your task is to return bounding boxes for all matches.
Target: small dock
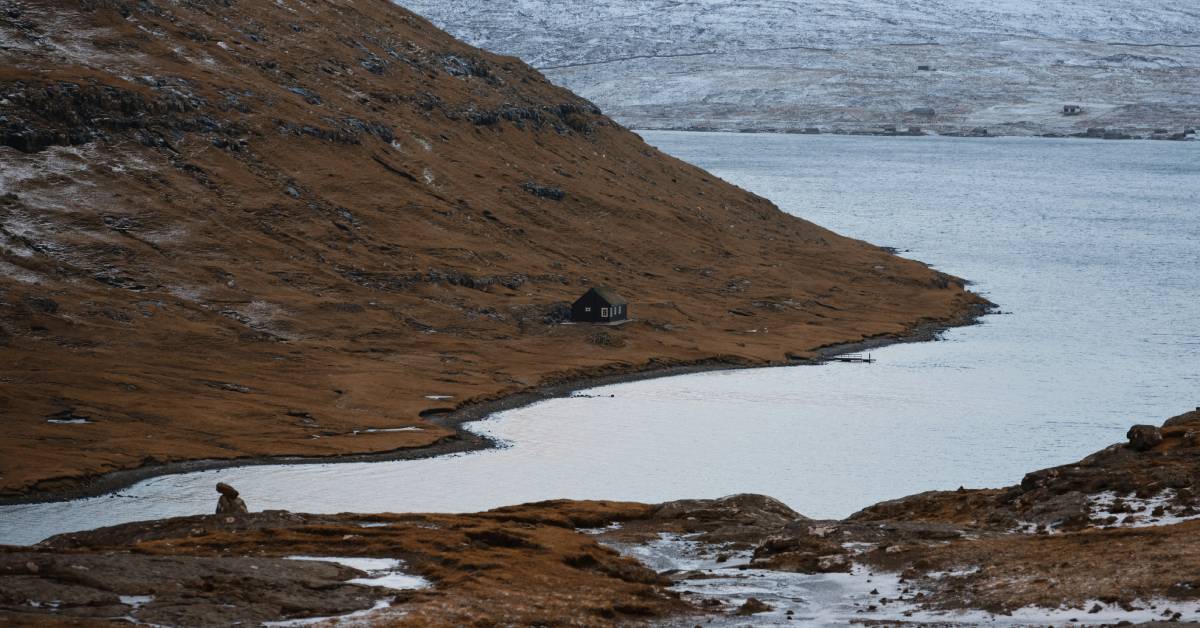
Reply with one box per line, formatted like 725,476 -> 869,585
829,353 -> 875,363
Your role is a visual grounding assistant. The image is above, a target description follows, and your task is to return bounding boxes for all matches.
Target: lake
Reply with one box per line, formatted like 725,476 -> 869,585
1,133 -> 1196,545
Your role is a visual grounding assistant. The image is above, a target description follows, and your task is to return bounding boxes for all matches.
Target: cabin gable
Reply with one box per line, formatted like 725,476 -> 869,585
570,287 -> 629,323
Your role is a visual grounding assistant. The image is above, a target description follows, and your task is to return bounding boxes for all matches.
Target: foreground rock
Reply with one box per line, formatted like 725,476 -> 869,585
214,482 -> 247,515
6,411 -> 1200,625
4,503 -> 681,626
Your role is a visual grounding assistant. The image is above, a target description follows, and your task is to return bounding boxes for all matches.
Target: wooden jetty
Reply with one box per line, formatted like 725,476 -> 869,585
829,353 -> 875,363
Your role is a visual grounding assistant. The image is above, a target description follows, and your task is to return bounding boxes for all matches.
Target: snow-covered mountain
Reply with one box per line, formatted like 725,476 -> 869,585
397,0 -> 1200,135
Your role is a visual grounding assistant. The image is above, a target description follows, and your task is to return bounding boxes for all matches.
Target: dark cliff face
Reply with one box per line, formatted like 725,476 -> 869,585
0,0 -> 984,494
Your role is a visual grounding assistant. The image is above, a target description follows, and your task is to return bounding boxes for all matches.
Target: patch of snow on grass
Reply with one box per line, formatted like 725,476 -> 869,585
284,556 -> 429,590
0,261 -> 41,284
1089,489 -> 1200,528
262,599 -> 395,627
353,427 -> 425,434
118,595 -> 154,609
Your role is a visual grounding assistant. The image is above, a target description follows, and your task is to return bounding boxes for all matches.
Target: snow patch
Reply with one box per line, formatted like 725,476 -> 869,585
605,532 -> 1200,626
283,556 -> 429,590
119,595 -> 154,609
262,599 -> 395,627
0,260 -> 41,284
1089,489 -> 1200,528
351,427 -> 425,435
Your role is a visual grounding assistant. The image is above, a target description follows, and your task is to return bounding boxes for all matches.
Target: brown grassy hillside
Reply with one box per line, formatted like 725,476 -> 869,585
0,0 -> 986,496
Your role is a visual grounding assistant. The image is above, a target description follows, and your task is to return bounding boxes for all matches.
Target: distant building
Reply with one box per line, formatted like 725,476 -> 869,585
570,287 -> 628,324
1063,104 -> 1084,116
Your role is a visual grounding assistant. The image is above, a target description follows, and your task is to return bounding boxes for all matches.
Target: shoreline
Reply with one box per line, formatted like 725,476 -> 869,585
633,126 -> 1199,142
0,302 -> 993,508
7,408 -> 1198,624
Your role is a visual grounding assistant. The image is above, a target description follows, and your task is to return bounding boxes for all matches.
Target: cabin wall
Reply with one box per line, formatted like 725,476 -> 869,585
570,293 -> 628,323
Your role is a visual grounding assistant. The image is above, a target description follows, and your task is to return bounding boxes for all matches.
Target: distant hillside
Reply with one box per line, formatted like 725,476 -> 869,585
0,0 -> 982,496
398,0 -> 1200,136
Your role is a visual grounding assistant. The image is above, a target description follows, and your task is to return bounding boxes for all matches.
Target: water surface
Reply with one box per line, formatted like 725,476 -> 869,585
2,134 -> 1196,545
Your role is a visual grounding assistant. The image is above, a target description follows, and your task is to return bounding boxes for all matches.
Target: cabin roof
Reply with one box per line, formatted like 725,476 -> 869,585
587,286 -> 627,306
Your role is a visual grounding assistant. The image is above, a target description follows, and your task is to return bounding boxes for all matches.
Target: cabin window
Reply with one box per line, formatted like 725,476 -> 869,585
585,307 -> 591,312
601,308 -> 609,317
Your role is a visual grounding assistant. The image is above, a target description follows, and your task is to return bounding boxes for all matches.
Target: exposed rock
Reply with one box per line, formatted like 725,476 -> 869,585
751,530 -> 850,573
520,181 -> 566,200
735,597 -> 773,615
587,330 -> 625,347
1127,424 -> 1163,451
215,482 -> 248,515
13,503 -> 687,626
650,494 -> 804,544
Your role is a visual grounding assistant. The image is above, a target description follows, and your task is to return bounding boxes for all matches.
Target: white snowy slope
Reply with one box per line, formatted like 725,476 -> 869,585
397,0 -> 1200,136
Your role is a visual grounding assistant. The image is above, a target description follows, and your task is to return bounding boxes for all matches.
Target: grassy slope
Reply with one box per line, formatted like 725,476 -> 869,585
0,0 -> 985,495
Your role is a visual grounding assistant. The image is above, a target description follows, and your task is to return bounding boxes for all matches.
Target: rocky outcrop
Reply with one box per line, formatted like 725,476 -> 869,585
9,502 -> 685,626
1127,424 -> 1164,451
649,493 -> 804,544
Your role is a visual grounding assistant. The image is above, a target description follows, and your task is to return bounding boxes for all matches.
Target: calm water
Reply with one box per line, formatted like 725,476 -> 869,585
2,134 -> 1197,545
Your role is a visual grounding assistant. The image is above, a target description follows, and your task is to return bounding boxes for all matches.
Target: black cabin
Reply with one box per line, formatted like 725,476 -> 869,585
570,287 -> 628,324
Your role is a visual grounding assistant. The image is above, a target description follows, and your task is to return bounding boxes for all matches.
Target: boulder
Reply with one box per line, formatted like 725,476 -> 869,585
1127,425 -> 1163,451
735,597 -> 773,615
215,483 -> 248,515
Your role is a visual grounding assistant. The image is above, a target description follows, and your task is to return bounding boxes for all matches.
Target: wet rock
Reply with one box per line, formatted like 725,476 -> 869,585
752,530 -> 848,572
1127,425 -> 1163,451
735,597 -> 773,615
651,494 -> 805,545
1022,490 -> 1090,530
216,482 -> 248,515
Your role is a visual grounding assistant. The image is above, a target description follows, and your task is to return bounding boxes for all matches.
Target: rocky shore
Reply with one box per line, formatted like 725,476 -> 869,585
4,409 -> 1199,625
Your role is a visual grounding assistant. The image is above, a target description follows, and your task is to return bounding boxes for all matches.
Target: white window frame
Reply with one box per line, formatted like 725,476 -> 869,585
601,307 -> 609,317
